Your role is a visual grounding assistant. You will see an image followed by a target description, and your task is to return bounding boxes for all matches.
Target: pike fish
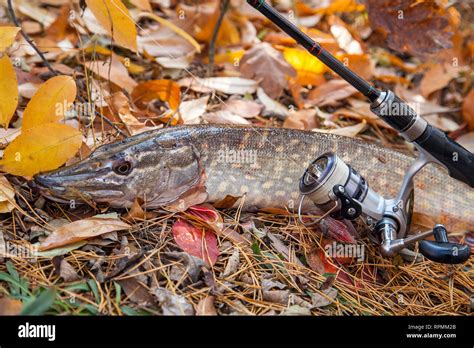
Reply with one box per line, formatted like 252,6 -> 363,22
34,125 -> 474,232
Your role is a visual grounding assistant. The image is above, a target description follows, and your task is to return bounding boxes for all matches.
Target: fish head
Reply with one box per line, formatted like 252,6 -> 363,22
33,132 -> 203,208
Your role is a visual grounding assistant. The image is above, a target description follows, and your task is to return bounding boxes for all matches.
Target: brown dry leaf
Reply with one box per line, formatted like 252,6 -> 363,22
0,297 -> 22,315
0,123 -> 82,177
57,258 -> 80,282
239,42 -> 296,98
22,75 -> 77,130
119,278 -> 154,305
314,119 -> 368,137
40,214 -> 131,251
365,0 -> 454,57
338,54 -> 375,80
221,99 -> 262,118
196,295 -> 217,316
307,79 -> 357,107
131,80 -> 181,111
85,55 -> 137,92
424,115 -> 459,132
420,63 -> 459,98
0,176 -> 15,213
283,109 -> 319,130
462,89 -> 474,131
0,55 -> 18,129
202,110 -> 250,125
85,0 -> 137,52
0,26 -> 20,53
456,132 -> 474,153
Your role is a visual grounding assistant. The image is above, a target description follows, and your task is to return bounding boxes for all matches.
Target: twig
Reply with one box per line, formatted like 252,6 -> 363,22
7,0 -> 58,75
6,0 -> 127,138
207,0 -> 231,77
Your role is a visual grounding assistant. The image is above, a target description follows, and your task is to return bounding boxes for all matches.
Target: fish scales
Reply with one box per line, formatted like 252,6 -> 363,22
35,125 -> 474,232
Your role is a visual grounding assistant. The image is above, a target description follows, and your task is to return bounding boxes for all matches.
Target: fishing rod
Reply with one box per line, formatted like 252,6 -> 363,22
248,0 -> 472,264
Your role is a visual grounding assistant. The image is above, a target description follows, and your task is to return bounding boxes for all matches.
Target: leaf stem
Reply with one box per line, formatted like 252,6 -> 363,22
207,0 -> 231,77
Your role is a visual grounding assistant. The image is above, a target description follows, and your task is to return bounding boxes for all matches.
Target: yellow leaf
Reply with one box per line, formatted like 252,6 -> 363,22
22,76 -> 77,130
85,0 -> 137,52
0,26 -> 20,53
283,47 -> 326,86
139,12 -> 201,53
0,175 -> 15,213
131,80 -> 181,111
0,123 -> 82,177
0,56 -> 19,128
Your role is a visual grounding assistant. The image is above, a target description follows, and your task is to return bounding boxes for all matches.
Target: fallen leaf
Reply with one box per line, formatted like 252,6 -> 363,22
462,89 -> 474,131
456,132 -> 474,153
139,12 -> 200,53
22,75 -> 77,130
281,305 -> 311,315
330,22 -> 363,55
85,54 -> 137,92
257,87 -> 288,119
338,54 -> 375,80
196,295 -> 217,315
0,297 -> 22,315
119,278 -> 154,305
424,115 -> 459,132
178,77 -> 258,95
283,47 -> 326,86
310,287 -> 337,308
130,0 -> 152,12
179,96 -> 209,124
420,63 -> 459,98
307,79 -> 357,107
222,248 -> 240,277
0,55 -> 18,128
172,219 -> 219,266
131,80 -> 181,111
54,258 -> 80,282
0,123 -> 82,177
283,109 -> 319,130
365,0 -> 454,57
221,99 -> 262,118
39,214 -> 131,251
202,110 -> 250,125
0,176 -> 15,213
192,1 -> 239,47
85,0 -> 137,52
314,119 -> 368,137
153,287 -> 194,315
239,42 -> 296,98
0,26 -> 20,53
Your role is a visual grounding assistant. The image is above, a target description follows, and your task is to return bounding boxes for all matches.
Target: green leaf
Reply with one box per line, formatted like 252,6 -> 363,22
87,279 -> 100,304
114,282 -> 121,305
21,288 -> 56,315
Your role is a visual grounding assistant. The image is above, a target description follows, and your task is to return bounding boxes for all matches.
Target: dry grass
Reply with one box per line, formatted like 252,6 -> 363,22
0,197 -> 472,316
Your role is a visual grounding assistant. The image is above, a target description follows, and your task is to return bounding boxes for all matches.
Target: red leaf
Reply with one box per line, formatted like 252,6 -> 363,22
172,219 -> 219,265
323,218 -> 357,244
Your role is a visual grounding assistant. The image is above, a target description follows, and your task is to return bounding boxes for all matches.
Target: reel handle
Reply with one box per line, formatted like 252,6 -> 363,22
418,225 -> 471,264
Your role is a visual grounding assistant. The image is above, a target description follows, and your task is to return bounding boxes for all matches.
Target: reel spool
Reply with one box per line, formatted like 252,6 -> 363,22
298,152 -> 470,264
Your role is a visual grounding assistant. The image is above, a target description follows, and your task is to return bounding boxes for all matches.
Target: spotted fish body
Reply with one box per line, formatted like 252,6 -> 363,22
35,125 -> 474,232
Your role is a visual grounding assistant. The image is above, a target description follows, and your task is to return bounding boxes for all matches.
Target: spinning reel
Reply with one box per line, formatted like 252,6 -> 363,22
247,0 -> 473,264
298,150 -> 471,264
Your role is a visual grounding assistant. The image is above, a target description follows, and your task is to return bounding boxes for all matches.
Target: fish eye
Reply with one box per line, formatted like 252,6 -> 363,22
113,160 -> 133,175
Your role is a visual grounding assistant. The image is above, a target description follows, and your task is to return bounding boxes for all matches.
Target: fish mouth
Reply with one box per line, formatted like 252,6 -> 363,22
34,172 -> 126,205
